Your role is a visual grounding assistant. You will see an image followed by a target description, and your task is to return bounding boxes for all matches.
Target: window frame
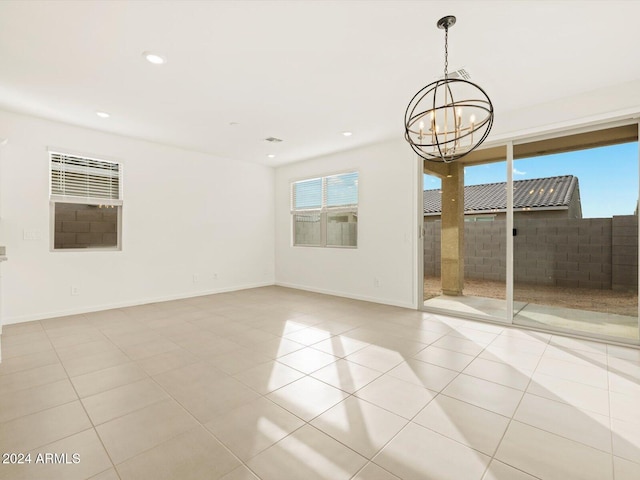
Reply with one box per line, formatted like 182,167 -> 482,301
290,171 -> 358,248
48,149 -> 123,252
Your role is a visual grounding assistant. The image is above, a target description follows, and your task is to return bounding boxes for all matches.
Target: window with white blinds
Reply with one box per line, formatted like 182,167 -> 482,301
291,171 -> 358,247
49,151 -> 122,250
50,152 -> 121,204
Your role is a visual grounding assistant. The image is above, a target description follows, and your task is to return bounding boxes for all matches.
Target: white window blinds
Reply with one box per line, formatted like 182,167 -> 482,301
326,171 -> 358,210
291,171 -> 358,212
50,152 -> 121,203
292,177 -> 322,211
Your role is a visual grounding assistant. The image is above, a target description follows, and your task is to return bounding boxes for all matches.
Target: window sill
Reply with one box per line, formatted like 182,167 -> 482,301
293,244 -> 357,249
51,247 -> 121,253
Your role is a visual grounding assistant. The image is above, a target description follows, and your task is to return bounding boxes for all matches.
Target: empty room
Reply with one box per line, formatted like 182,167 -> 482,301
0,1 -> 639,479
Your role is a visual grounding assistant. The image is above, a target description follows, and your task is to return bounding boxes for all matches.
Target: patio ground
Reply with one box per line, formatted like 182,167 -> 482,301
424,277 -> 638,317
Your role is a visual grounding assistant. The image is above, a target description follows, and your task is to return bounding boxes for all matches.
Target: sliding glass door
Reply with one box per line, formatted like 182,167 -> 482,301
512,138 -> 639,341
422,122 -> 640,343
422,155 -> 509,323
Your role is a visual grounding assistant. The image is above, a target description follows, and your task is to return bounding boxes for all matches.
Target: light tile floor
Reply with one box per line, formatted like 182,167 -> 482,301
1,286 -> 639,480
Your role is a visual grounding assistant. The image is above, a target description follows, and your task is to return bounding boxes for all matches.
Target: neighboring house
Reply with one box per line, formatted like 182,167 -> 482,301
424,175 -> 583,221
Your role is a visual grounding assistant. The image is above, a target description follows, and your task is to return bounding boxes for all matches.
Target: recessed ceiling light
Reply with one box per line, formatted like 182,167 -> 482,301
142,51 -> 166,65
96,111 -> 110,118
342,131 -> 353,137
229,122 -> 240,126
267,154 -> 276,159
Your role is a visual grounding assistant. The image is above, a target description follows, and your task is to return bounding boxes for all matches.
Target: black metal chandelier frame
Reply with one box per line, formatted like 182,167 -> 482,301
404,15 -> 494,163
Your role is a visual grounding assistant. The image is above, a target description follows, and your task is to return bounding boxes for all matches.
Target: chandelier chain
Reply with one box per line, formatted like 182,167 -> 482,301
444,25 -> 449,79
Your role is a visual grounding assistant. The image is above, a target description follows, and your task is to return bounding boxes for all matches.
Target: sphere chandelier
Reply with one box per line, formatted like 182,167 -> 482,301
404,15 -> 494,163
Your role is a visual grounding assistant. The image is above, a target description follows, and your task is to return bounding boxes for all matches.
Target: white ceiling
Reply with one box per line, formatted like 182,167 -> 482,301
1,0 -> 639,167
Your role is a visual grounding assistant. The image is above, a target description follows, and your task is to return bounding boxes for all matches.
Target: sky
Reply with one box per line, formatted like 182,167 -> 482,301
424,142 -> 638,218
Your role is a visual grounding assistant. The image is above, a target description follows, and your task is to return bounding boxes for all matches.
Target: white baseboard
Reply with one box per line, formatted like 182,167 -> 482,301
274,281 -> 416,310
3,281 -> 275,325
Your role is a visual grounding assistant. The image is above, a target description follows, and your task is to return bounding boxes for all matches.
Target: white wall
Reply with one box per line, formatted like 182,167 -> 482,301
275,139 -> 419,309
491,79 -> 640,143
0,110 -> 275,324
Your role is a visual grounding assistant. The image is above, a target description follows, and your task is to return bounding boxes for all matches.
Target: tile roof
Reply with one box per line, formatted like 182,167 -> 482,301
424,175 -> 579,215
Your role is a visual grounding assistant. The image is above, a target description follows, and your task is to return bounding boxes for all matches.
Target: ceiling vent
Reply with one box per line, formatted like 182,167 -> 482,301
440,68 -> 471,80
264,137 -> 283,143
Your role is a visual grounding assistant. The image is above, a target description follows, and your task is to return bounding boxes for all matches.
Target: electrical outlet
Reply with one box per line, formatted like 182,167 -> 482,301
23,229 -> 42,241
71,286 -> 80,296
213,273 -> 218,280
374,277 -> 381,288
193,274 -> 199,283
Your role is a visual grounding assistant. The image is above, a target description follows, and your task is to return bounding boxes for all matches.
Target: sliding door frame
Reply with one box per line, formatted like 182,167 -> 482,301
419,118 -> 640,346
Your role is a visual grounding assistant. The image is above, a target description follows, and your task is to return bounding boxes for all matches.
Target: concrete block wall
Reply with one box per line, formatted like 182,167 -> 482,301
466,222 -> 506,282
327,222 -> 357,247
612,215 -> 639,291
295,216 -> 357,246
513,217 -> 612,289
294,219 -> 321,245
424,221 -> 441,277
424,215 -> 637,291
54,203 -> 118,249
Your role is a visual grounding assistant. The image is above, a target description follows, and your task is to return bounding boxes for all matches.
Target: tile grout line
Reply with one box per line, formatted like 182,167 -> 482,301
5,291 -> 638,480
368,345 -> 486,475
92,314 -> 258,479
480,334 -> 558,480
39,316 -> 124,480
113,315 -> 256,471
210,315 -> 411,478
470,328 -> 548,480
15,314 -> 309,480
222,335 -> 407,479
348,329 -> 506,478
130,330 -> 286,480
